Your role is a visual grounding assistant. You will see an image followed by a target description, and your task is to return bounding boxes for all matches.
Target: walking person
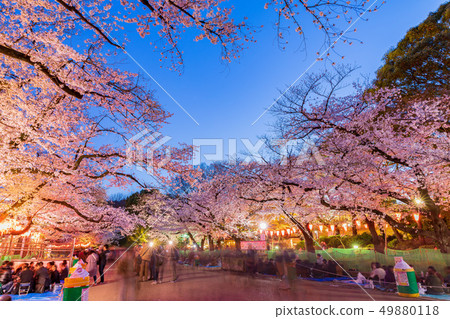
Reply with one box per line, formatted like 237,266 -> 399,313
139,244 -> 152,281
86,249 -> 99,285
166,244 -> 179,283
117,250 -> 137,301
155,245 -> 165,284
98,245 -> 109,284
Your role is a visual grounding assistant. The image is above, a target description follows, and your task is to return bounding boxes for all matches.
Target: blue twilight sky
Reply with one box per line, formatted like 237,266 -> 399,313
106,0 -> 446,196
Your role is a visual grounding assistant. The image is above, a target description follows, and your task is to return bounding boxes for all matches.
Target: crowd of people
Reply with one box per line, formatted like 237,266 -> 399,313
0,260 -> 68,295
74,245 -> 110,285
133,244 -> 180,284
231,250 -> 450,295
113,243 -> 180,300
0,245 -> 111,296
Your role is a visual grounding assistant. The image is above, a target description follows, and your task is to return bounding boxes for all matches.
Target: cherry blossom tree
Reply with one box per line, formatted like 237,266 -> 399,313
272,67 -> 450,252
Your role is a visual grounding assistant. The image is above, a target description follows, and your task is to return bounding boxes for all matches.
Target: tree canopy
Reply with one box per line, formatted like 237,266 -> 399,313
375,2 -> 450,99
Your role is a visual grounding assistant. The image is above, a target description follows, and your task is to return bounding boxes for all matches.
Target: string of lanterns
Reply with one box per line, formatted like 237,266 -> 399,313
258,212 -> 427,238
259,222 -> 373,238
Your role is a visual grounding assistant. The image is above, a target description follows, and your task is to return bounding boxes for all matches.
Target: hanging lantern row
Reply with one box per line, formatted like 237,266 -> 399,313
261,218 -> 407,237
260,228 -> 299,238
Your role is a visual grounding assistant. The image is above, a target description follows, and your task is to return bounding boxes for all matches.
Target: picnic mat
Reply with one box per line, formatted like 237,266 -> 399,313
11,291 -> 61,301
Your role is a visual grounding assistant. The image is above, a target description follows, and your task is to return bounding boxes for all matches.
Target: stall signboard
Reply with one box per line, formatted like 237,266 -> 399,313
241,241 -> 266,250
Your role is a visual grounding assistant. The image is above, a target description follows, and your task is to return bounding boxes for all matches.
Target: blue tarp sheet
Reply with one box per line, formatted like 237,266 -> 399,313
11,291 -> 61,301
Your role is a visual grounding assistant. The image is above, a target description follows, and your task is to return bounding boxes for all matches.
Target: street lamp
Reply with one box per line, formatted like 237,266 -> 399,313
413,198 -> 425,245
168,240 -> 173,245
149,242 -> 154,247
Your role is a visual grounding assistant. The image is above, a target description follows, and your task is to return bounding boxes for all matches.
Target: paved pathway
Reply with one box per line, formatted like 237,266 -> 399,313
89,265 -> 425,301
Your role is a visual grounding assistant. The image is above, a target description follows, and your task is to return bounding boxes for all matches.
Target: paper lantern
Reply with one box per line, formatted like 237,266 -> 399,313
342,223 -> 348,231
281,230 -> 285,236
308,224 -> 313,231
330,225 -> 335,232
259,230 -> 263,234
364,224 -> 368,229
356,220 -> 361,227
292,228 -> 297,233
276,230 -> 280,236
287,229 -> 291,235
413,214 -> 420,222
270,231 -> 273,237
395,213 -> 401,221
265,231 -> 269,236
319,225 -> 323,232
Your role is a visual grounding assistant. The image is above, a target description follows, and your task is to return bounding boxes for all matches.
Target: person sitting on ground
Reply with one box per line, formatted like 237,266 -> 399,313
369,262 -> 386,282
425,266 -> 444,295
443,266 -> 450,294
59,261 -> 69,282
325,260 -> 338,277
10,263 -> 34,295
0,261 -> 13,294
34,262 -> 50,293
19,264 -> 33,285
383,265 -> 396,290
12,264 -> 23,277
256,258 -> 265,274
264,259 -> 277,276
316,254 -> 324,266
295,259 -> 310,278
49,263 -> 60,287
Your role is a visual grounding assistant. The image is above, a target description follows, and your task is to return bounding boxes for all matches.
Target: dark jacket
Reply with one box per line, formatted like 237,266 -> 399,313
35,267 -> 49,285
60,267 -> 69,281
99,250 -> 109,267
50,269 -> 60,284
425,274 -> 444,295
0,266 -> 12,284
19,269 -> 34,283
384,271 -> 396,283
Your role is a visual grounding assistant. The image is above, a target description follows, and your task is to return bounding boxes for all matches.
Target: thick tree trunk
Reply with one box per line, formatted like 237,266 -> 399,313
366,217 -> 385,254
208,234 -> 215,251
300,224 -> 315,254
392,227 -> 404,243
186,230 -> 200,250
419,187 -> 450,253
233,237 -> 241,251
351,218 -> 358,236
217,238 -> 223,250
335,224 -> 341,235
200,236 -> 206,251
